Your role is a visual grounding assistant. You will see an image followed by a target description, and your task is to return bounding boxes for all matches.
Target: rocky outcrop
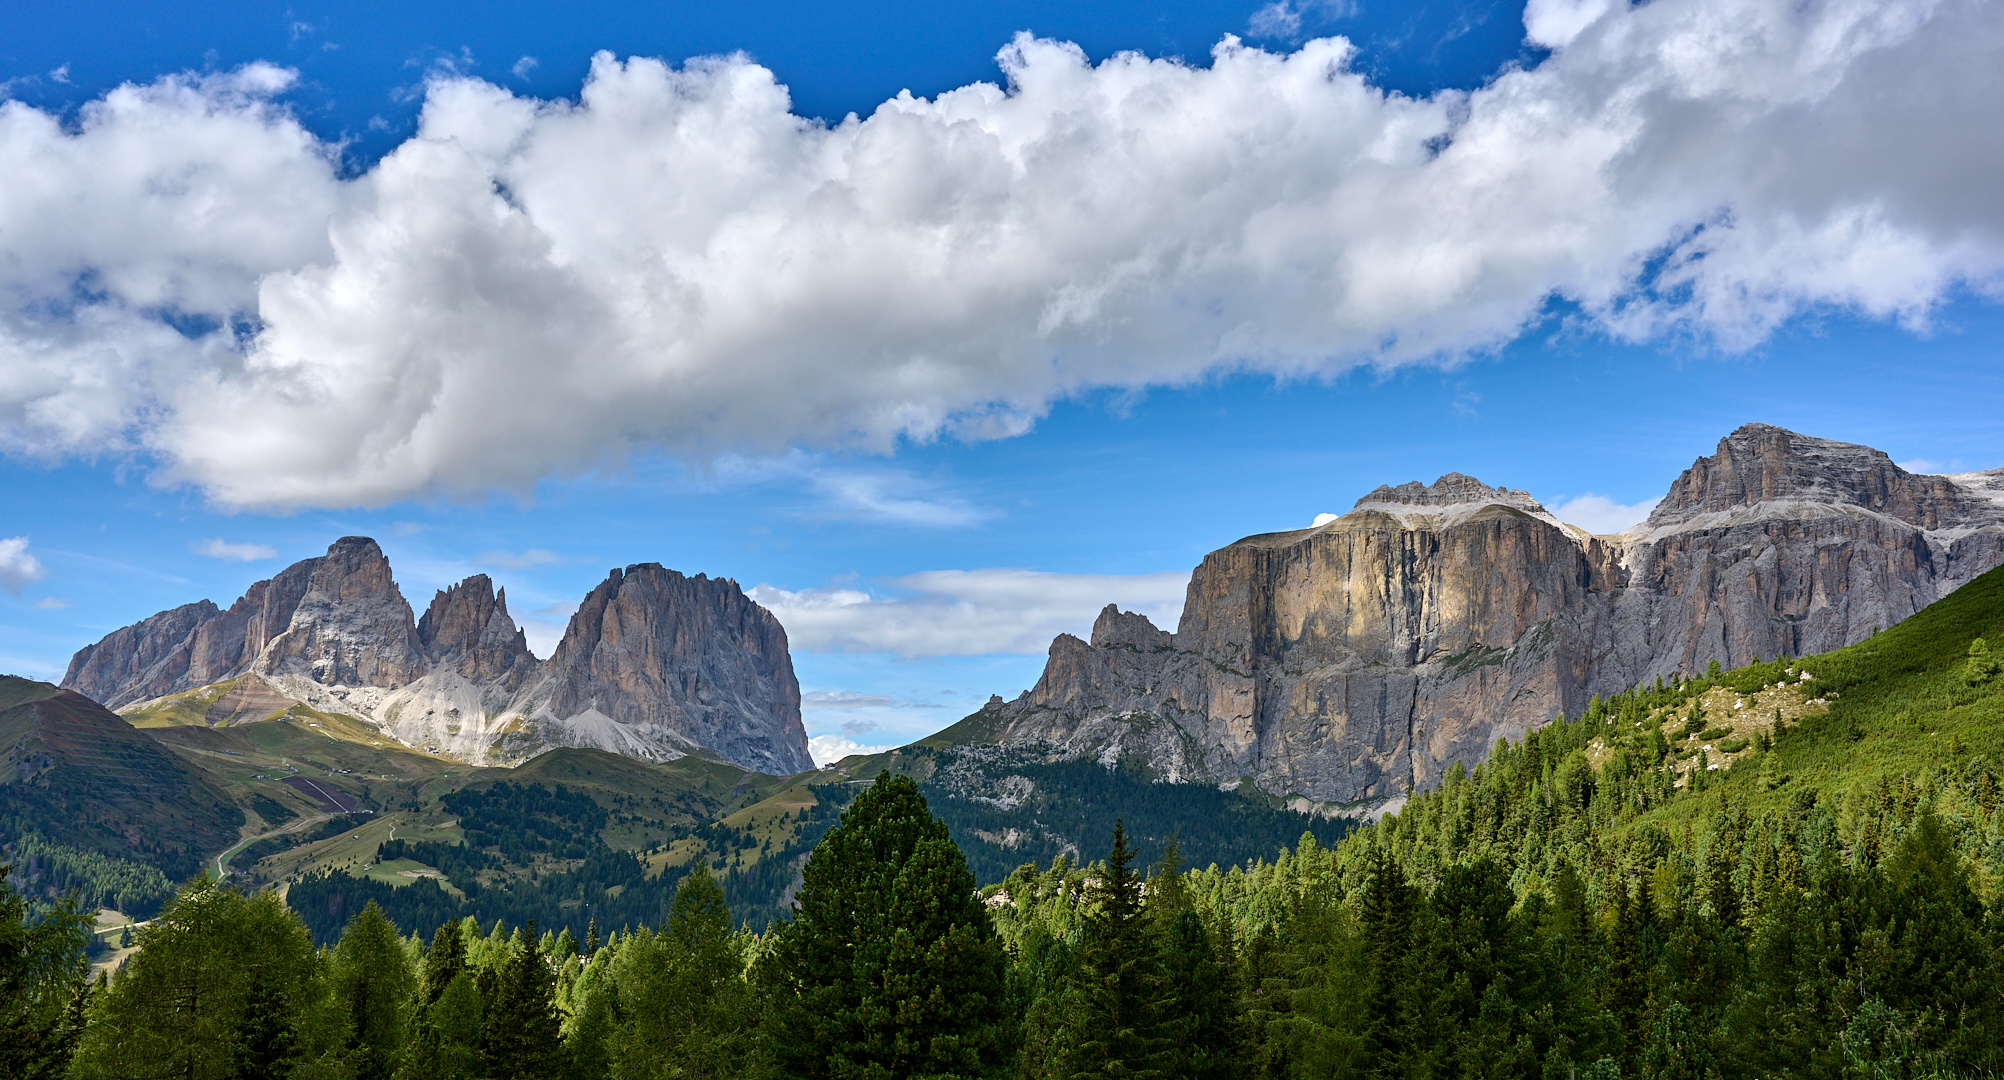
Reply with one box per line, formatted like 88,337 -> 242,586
977,424 -> 2004,808
512,565 -> 811,775
62,541 -> 813,774
418,575 -> 536,689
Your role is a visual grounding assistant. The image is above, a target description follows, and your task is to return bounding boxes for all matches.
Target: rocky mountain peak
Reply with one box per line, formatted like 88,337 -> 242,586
255,537 -> 422,688
1648,423 -> 1997,530
540,564 -> 812,774
1352,472 -> 1546,514
1089,605 -> 1173,650
418,574 -> 536,687
975,422 -> 2004,810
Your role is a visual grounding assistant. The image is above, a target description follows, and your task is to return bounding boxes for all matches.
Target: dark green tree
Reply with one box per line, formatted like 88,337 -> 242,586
0,862 -> 93,1080
73,877 -> 337,1080
766,772 -> 1013,1080
1056,820 -> 1174,1080
1358,844 -> 1420,1080
1151,850 -> 1244,1080
483,921 -> 568,1080
398,919 -> 485,1080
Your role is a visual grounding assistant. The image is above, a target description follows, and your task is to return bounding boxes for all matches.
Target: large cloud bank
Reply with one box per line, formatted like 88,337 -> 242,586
2,0 -> 2000,507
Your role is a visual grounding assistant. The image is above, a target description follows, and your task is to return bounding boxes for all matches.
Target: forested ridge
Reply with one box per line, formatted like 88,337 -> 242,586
6,564 -> 2004,1078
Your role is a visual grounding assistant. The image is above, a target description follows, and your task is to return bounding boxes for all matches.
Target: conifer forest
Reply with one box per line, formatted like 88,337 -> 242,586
9,571 -> 2004,1080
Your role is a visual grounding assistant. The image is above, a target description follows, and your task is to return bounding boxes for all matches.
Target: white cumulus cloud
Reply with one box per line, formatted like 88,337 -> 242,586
752,568 -> 1189,656
2,0 -> 2002,508
193,538 -> 279,561
0,537 -> 47,593
807,734 -> 900,766
1549,494 -> 1662,534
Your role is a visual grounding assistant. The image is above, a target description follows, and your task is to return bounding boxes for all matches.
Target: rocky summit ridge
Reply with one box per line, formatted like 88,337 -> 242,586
968,423 -> 2004,811
63,541 -> 813,775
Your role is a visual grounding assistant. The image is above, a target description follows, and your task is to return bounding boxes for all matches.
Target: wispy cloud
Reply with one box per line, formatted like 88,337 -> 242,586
1549,494 -> 1662,535
193,538 -> 277,561
511,56 -> 539,79
1248,0 -> 1355,41
807,471 -> 992,527
753,568 -> 1189,656
801,690 -> 942,711
36,596 -> 72,609
0,537 -> 48,594
478,548 -> 563,570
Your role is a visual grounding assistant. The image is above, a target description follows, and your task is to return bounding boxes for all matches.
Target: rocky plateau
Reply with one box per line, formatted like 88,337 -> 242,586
964,423 -> 2004,811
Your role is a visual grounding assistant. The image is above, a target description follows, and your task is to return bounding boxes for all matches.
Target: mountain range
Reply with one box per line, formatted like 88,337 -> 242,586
62,542 -> 813,775
923,422 -> 2004,812
47,422 -> 2004,814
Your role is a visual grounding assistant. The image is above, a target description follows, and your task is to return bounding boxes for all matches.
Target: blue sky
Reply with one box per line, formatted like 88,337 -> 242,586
3,0 -> 2000,763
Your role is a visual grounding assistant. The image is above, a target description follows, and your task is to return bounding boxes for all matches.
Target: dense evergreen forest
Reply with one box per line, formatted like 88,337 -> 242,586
920,757 -> 1354,885
288,779 -> 855,943
6,564 -> 2004,1079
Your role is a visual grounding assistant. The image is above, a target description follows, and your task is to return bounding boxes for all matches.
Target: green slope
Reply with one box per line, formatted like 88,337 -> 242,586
0,676 -> 247,911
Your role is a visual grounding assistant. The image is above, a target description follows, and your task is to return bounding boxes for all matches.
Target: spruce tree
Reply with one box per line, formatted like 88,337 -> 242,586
399,920 -> 485,1080
1359,845 -> 1420,1080
483,921 -> 569,1080
766,772 -> 1013,1080
1057,820 -> 1174,1080
1150,842 -> 1244,1080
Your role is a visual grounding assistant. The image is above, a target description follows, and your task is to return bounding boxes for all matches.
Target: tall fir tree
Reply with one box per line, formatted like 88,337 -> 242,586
483,920 -> 569,1080
1057,820 -> 1174,1080
399,919 -> 484,1080
766,772 -> 1013,1080
1150,842 -> 1245,1080
1358,844 -> 1420,1080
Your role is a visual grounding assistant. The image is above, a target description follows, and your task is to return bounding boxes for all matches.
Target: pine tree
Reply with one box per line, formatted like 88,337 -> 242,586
399,920 -> 485,1080
1057,820 -> 1174,1080
766,772 -> 1013,1080
1141,839 -> 1244,1080
483,920 -> 569,1080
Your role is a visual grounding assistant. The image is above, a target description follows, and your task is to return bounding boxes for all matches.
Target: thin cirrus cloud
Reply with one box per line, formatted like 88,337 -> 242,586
478,548 -> 565,570
192,538 -> 278,561
752,568 -> 1190,657
1,0 -> 2001,509
0,537 -> 47,593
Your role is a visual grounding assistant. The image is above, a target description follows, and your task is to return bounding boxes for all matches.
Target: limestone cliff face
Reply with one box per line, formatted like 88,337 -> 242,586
980,424 -> 2004,807
62,541 -> 813,775
509,565 -> 812,776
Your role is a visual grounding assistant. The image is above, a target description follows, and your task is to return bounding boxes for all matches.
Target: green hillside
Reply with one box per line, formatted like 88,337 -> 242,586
0,677 -> 244,914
